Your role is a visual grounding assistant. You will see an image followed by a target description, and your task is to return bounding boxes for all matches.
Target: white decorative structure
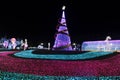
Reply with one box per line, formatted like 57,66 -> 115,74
81,39 -> 120,52
38,43 -> 44,49
23,39 -> 28,50
48,42 -> 50,50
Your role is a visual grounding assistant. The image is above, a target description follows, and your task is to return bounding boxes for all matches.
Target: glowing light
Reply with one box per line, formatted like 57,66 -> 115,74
62,5 -> 66,10
81,40 -> 120,51
53,5 -> 72,50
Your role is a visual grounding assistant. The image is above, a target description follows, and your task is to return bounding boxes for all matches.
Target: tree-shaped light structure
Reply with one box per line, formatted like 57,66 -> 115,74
52,6 -> 72,50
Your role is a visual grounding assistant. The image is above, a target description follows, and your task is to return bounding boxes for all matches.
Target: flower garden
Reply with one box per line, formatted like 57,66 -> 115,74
0,50 -> 120,79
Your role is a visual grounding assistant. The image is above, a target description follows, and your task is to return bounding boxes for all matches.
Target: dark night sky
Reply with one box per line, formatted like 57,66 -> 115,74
0,1 -> 120,46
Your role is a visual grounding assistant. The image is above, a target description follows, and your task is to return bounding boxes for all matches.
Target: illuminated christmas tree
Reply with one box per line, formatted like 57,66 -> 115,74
52,6 -> 72,50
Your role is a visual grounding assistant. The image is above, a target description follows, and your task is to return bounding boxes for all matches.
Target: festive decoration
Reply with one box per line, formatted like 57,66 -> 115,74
20,39 -> 28,50
52,6 -> 72,50
3,40 -> 9,48
8,38 -> 17,49
81,39 -> 120,51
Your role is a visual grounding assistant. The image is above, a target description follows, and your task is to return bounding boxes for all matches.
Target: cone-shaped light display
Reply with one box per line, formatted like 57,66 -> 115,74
52,6 -> 72,50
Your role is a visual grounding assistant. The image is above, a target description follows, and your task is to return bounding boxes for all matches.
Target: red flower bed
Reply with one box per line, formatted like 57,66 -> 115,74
0,51 -> 120,76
